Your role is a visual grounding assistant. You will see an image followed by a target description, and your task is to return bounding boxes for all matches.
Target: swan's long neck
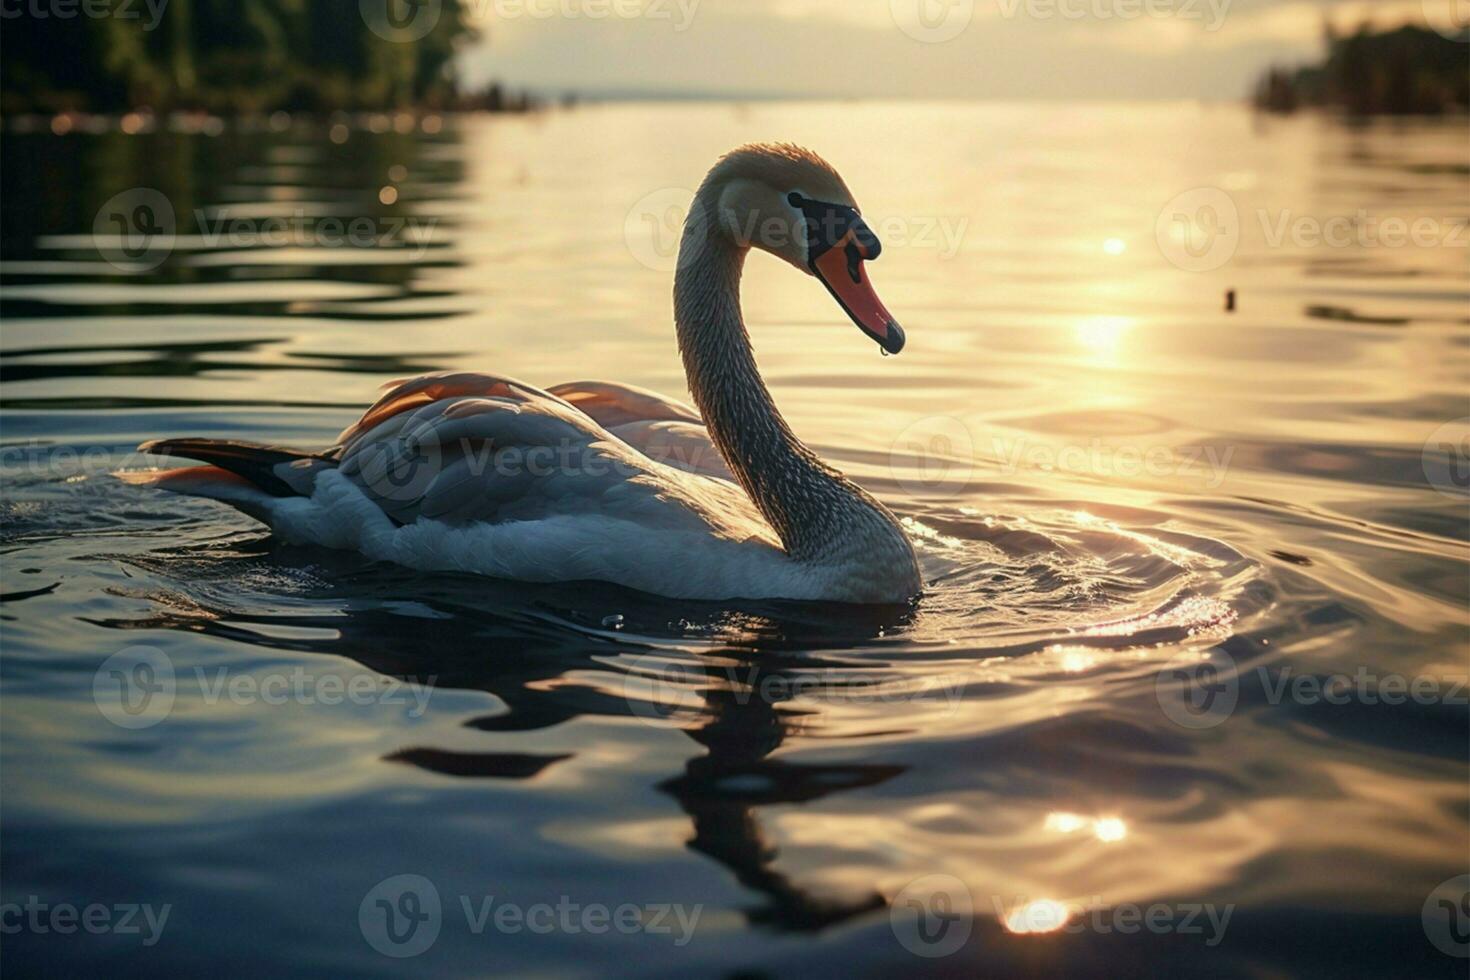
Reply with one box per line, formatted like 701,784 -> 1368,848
673,193 -> 915,579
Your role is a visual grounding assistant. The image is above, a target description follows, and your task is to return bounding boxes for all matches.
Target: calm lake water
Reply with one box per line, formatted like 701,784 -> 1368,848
1,102 -> 1467,977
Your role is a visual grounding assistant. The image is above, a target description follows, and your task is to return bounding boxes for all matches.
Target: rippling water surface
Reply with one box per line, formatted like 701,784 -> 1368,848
2,103 -> 1467,977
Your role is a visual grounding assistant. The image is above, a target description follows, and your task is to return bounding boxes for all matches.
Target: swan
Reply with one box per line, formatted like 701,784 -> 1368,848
127,144 -> 923,603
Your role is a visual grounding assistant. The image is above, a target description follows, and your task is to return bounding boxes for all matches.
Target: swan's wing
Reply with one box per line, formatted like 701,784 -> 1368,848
547,381 -> 733,481
332,372 -> 758,536
545,380 -> 701,428
335,371 -> 575,448
607,419 -> 734,482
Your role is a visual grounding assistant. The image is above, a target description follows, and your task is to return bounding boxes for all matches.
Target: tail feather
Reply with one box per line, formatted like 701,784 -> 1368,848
138,439 -> 331,498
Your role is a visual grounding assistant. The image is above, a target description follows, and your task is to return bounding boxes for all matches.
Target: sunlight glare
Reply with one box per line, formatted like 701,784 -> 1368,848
1072,315 -> 1134,363
1044,811 -> 1128,842
1006,899 -> 1071,934
1044,811 -> 1088,833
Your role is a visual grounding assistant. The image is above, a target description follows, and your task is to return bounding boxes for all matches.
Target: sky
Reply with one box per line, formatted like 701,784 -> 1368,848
455,0 -> 1460,101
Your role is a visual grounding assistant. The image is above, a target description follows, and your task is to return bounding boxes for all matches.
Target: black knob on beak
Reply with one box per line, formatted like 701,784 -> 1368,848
852,218 -> 881,260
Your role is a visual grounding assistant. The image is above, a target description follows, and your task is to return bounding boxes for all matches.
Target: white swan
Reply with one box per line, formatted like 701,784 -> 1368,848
128,144 -> 923,603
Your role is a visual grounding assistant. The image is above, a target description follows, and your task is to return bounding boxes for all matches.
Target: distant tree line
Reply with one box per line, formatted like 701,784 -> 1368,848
1,0 -> 532,114
1255,23 -> 1469,115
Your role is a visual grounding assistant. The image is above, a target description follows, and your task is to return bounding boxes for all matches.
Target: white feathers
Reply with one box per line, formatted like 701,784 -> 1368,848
258,469 -> 822,600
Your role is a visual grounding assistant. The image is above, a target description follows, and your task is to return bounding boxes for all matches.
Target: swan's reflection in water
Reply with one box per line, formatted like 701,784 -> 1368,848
653,658 -> 908,930
105,549 -> 919,931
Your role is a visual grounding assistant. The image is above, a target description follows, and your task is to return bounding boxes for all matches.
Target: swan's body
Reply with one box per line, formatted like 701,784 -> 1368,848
130,144 -> 923,603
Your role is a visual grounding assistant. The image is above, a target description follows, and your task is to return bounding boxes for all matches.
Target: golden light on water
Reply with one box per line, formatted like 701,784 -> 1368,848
1045,811 -> 1129,842
1059,649 -> 1097,673
1044,811 -> 1088,833
1006,898 -> 1072,934
1072,315 -> 1134,363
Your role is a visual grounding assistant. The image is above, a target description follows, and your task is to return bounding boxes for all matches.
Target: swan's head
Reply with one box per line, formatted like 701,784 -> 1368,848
698,143 -> 905,355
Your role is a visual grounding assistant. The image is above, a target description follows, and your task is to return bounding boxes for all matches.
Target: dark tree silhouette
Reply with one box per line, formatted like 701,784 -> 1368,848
1,0 -> 503,113
1255,22 -> 1469,115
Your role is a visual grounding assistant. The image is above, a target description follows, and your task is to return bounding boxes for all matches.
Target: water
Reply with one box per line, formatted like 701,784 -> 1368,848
1,103 -> 1467,977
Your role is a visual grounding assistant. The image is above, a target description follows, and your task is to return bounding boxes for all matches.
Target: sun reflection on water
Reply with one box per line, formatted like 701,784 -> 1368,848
1006,898 -> 1072,934
1072,314 -> 1135,364
1045,811 -> 1129,842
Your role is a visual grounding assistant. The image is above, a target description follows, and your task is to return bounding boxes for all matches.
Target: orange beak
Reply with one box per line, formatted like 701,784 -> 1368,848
811,229 -> 905,355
